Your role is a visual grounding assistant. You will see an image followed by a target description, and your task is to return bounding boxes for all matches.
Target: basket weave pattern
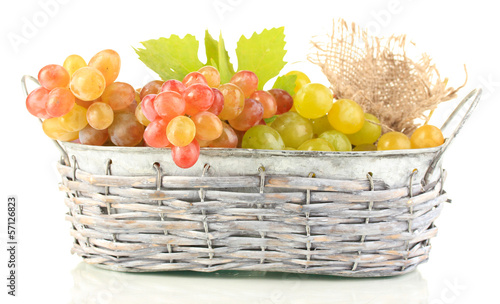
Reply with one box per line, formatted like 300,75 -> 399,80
58,157 -> 446,277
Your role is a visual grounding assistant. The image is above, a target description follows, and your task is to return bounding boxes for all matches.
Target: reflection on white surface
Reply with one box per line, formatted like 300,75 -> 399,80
70,262 -> 428,304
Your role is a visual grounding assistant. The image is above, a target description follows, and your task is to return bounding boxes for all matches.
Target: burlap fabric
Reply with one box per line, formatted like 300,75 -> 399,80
309,19 -> 465,135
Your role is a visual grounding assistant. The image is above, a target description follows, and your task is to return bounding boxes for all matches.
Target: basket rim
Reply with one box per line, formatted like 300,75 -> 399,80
60,141 -> 444,158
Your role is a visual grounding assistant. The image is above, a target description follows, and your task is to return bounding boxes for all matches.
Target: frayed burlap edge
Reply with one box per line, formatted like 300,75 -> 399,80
308,19 -> 466,135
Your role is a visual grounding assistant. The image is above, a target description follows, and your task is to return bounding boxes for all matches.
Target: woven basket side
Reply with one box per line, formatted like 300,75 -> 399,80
59,161 -> 445,277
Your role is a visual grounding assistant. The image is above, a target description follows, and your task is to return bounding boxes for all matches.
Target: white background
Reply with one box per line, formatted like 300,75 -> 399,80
1,0 -> 499,303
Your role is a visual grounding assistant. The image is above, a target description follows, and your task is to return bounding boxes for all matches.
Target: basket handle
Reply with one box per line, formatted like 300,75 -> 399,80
423,88 -> 482,184
21,75 -> 71,166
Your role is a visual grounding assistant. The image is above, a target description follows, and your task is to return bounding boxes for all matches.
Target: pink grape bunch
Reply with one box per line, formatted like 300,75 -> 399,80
137,66 -> 295,168
26,49 -> 145,147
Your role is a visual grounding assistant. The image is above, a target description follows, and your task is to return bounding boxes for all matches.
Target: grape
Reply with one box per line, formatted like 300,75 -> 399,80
191,111 -> 223,141
59,104 -> 88,132
311,115 -> 333,136
207,88 -> 224,116
46,87 -> 75,117
268,89 -> 293,115
198,66 -> 220,87
108,112 -> 144,146
166,116 -> 196,147
318,130 -> 352,151
250,90 -> 277,119
182,72 -> 208,87
75,97 -> 97,109
241,125 -> 285,150
377,132 -> 411,150
63,55 -> 86,77
197,139 -> 211,147
79,125 -> 108,146
26,87 -> 51,119
87,102 -> 114,130
172,139 -> 200,169
346,113 -> 382,145
328,99 -> 365,134
38,64 -> 70,91
294,83 -> 333,119
42,117 -> 79,142
410,125 -> 444,149
140,80 -> 164,100
297,138 -> 334,151
140,94 -> 160,122
143,119 -> 170,148
70,67 -> 106,101
234,129 -> 245,148
270,111 -> 313,149
230,70 -> 259,97
217,83 -> 245,120
228,98 -> 264,131
353,144 -> 377,151
208,122 -> 238,148
182,84 -> 214,116
154,91 -> 186,121
100,82 -> 135,111
285,70 -> 311,95
135,102 -> 151,126
88,49 -> 121,86
161,79 -> 186,94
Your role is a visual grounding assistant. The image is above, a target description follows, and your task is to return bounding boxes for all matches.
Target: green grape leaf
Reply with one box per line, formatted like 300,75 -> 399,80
134,34 -> 204,81
272,74 -> 297,96
204,30 -> 219,66
236,27 -> 287,90
204,30 -> 235,83
217,32 -> 235,84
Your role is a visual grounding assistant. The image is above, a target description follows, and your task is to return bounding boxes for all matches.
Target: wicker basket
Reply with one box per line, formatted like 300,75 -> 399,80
23,76 -> 481,277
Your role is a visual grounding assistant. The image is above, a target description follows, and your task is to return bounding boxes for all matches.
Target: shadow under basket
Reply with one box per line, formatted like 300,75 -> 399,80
40,81 -> 481,277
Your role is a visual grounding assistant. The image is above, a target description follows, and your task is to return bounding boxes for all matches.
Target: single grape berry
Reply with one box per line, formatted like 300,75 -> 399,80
410,125 -> 444,149
377,132 -> 411,150
328,99 -> 365,134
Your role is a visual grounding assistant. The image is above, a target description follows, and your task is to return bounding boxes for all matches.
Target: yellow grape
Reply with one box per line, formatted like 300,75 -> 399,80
217,83 -> 245,120
70,67 -> 106,101
294,83 -> 333,119
59,104 -> 88,132
198,66 -> 221,88
87,102 -> 114,130
377,132 -> 411,150
63,54 -> 86,77
410,125 -> 444,149
285,70 -> 311,95
167,116 -> 196,147
191,111 -> 223,141
135,102 -> 150,126
318,130 -> 352,151
311,115 -> 333,135
297,138 -> 334,151
328,99 -> 365,134
42,117 -> 79,142
88,49 -> 121,86
346,113 -> 382,145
